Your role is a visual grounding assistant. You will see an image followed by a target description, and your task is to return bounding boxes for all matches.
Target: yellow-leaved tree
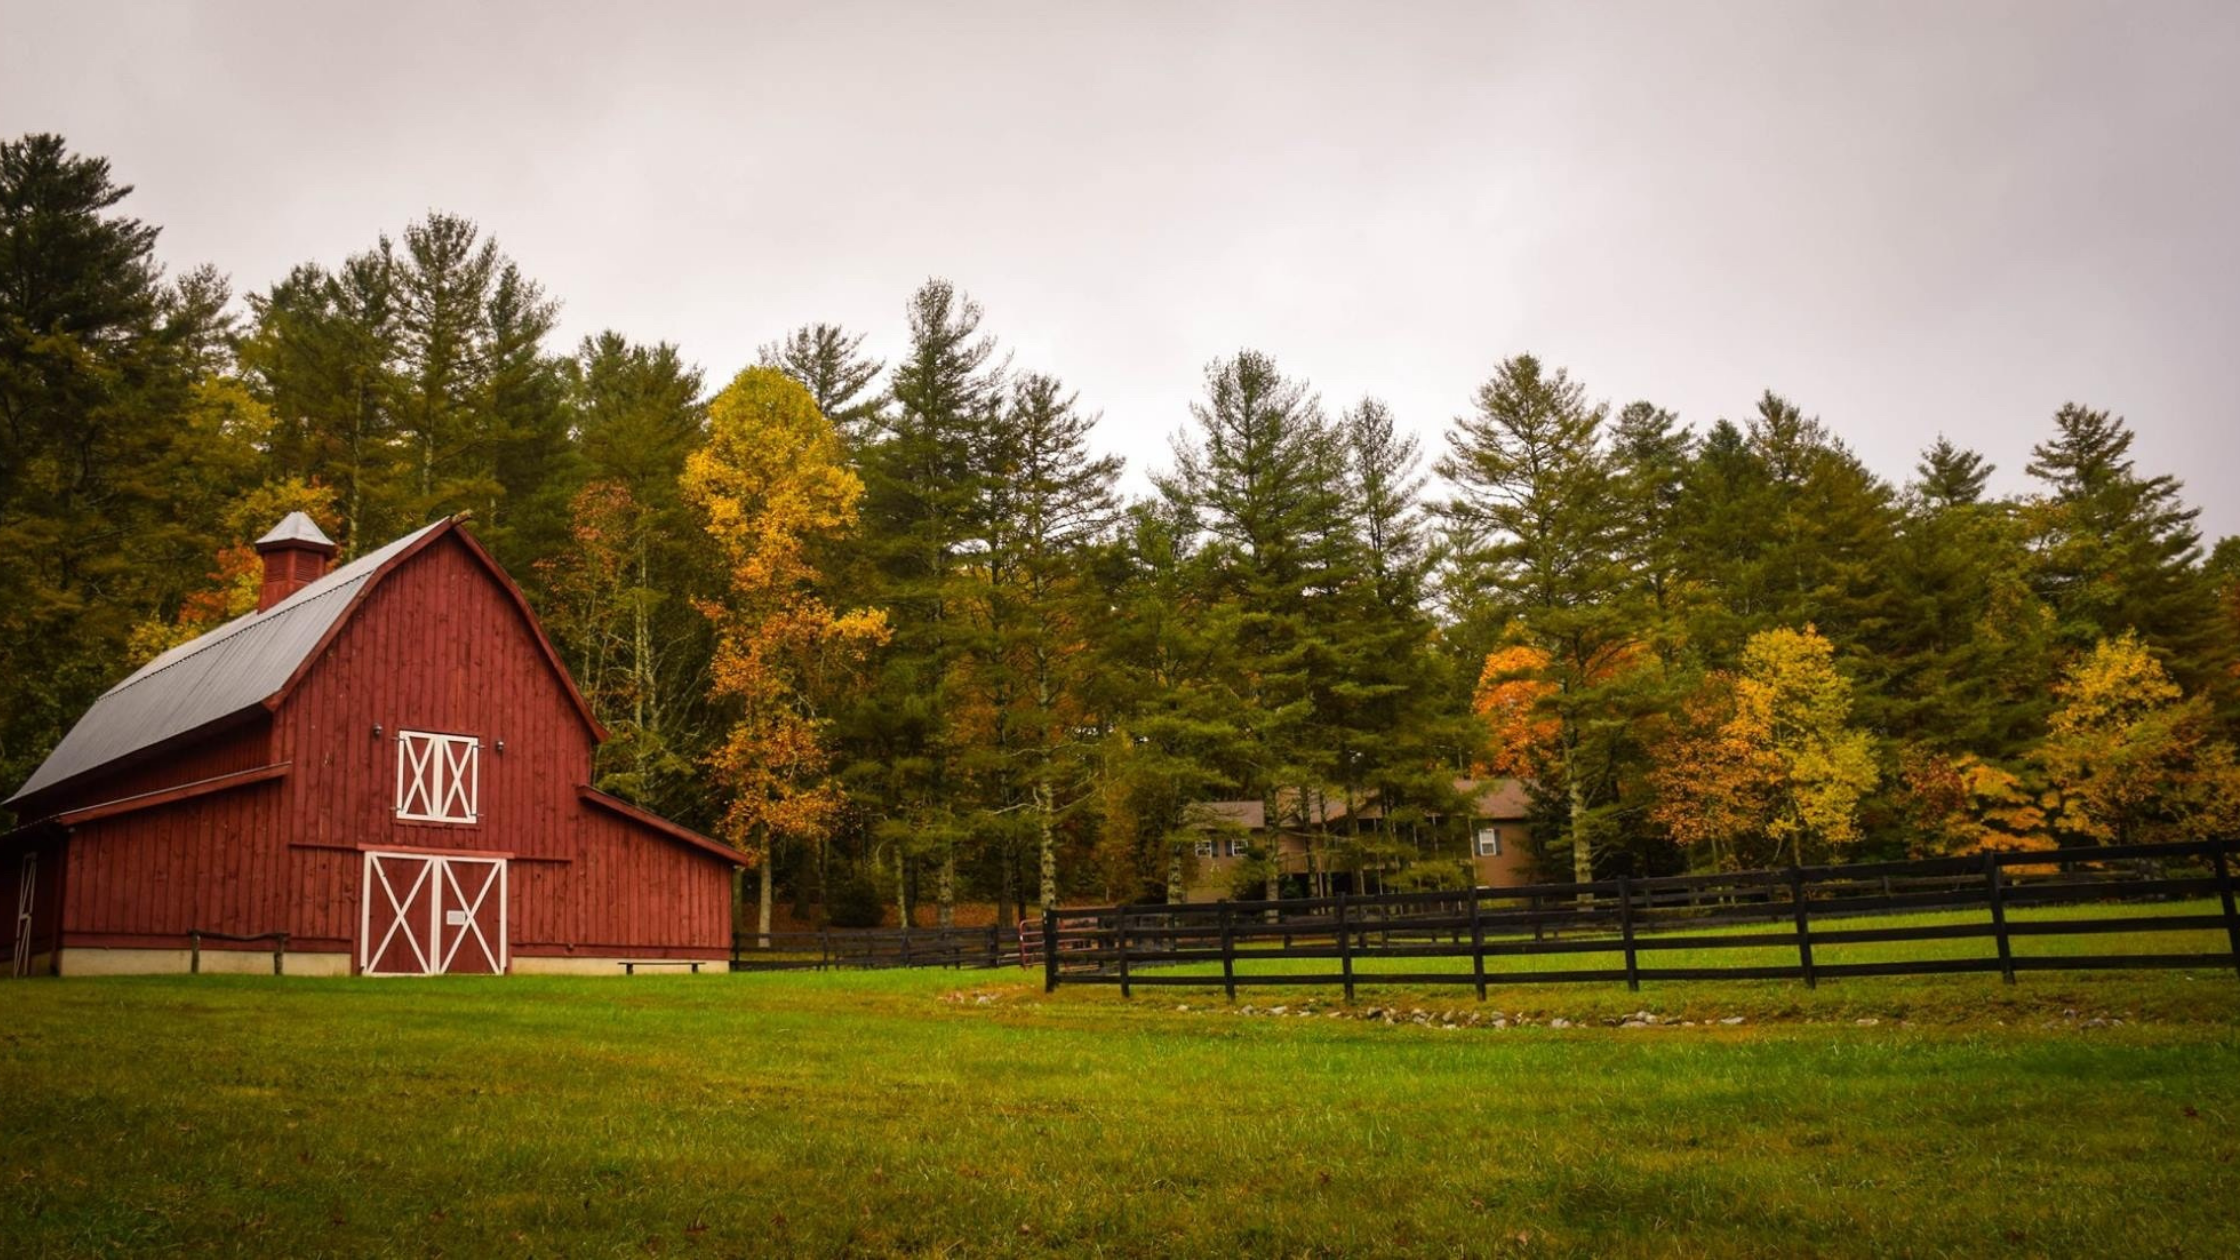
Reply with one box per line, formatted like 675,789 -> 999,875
681,367 -> 889,945
1650,626 -> 1876,868
1738,626 -> 1880,864
2038,632 -> 2240,845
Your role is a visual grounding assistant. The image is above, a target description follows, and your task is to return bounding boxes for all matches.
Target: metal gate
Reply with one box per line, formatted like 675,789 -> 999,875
360,851 -> 507,976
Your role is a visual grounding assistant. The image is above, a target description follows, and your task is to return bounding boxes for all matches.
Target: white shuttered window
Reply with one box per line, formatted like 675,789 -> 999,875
396,731 -> 479,823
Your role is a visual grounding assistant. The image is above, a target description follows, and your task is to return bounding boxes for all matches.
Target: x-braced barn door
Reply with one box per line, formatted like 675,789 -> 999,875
11,853 -> 33,978
360,851 -> 507,976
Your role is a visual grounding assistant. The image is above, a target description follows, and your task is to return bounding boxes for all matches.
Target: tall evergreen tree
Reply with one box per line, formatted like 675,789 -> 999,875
0,134 -> 243,804
1159,350 -> 1346,899
2025,404 -> 2231,690
1440,355 -> 1636,885
1319,399 -> 1470,881
758,322 -> 885,444
538,333 -> 715,823
851,279 -> 1006,924
972,371 -> 1122,915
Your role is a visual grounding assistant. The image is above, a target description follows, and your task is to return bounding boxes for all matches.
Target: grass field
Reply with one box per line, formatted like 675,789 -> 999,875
4,930 -> 2239,1257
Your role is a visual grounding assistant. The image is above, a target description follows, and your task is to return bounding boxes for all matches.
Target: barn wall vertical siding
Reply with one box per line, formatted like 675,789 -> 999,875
23,529 -> 734,969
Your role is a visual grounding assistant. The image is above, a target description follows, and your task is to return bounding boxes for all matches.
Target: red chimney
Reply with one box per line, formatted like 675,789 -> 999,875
253,512 -> 337,611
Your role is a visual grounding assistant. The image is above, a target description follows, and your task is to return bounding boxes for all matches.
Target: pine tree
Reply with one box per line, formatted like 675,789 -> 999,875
1440,355 -> 1636,886
1883,439 -> 2055,762
1081,500 -> 1248,903
852,279 -> 1006,925
972,371 -> 1122,914
0,134 -> 243,804
1159,350 -> 1346,900
2025,404 -> 2232,690
1609,402 -> 1695,674
758,323 -> 885,445
239,253 -> 406,550
1320,399 -> 1470,883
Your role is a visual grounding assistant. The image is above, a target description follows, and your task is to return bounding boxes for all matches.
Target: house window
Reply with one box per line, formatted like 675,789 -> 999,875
396,731 -> 479,824
1226,838 -> 1249,858
1475,826 -> 1502,857
1194,838 -> 1215,858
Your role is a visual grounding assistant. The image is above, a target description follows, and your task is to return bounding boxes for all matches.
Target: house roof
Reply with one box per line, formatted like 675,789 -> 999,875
7,516 -> 602,810
1460,777 -> 1532,821
1192,778 -> 1532,830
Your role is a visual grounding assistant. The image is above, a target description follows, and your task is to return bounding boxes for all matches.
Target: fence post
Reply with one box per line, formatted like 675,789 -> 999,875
2213,845 -> 2240,982
1985,851 -> 2015,985
1469,888 -> 1487,1002
1789,868 -> 1816,989
900,926 -> 912,969
272,933 -> 287,976
1530,891 -> 1544,942
1117,909 -> 1133,999
1618,875 -> 1639,993
189,930 -> 201,975
1219,900 -> 1237,1002
1042,907 -> 1060,993
819,928 -> 831,973
1336,891 -> 1354,1003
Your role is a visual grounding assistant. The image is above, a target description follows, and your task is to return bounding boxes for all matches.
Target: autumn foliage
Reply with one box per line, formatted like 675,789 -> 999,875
681,368 -> 889,869
1649,626 -> 1877,868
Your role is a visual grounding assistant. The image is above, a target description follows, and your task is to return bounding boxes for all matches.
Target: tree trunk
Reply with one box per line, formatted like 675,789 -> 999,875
1037,778 -> 1058,912
894,847 -> 910,930
997,841 -> 1016,930
1166,848 -> 1185,905
937,848 -> 955,928
1569,757 -> 1593,905
756,837 -> 774,949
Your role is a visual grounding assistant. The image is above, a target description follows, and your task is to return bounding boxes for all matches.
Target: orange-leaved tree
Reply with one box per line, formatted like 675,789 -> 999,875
1472,642 -> 1560,779
681,367 -> 889,945
1649,626 -> 1876,868
1895,748 -> 2052,858
1647,672 -> 1777,871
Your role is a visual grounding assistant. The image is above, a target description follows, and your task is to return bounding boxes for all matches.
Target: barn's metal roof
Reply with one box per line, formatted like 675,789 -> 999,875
6,520 -> 446,807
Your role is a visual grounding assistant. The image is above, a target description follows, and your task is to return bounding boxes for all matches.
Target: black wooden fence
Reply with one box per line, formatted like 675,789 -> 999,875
731,924 -> 1030,971
1039,839 -> 2240,998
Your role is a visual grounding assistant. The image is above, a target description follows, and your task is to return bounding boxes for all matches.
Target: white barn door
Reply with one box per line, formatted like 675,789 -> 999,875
361,851 -> 508,976
11,853 -> 33,978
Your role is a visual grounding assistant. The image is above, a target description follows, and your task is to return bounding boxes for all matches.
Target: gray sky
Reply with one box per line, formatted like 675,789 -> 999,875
7,1 -> 2238,540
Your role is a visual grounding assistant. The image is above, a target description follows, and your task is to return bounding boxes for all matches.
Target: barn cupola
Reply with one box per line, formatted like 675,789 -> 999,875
253,512 -> 337,611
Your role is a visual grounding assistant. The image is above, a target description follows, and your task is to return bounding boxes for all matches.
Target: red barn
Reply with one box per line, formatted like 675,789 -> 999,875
2,513 -> 741,977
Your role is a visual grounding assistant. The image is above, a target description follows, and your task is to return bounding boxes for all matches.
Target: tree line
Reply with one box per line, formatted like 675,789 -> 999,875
6,134 -> 2238,936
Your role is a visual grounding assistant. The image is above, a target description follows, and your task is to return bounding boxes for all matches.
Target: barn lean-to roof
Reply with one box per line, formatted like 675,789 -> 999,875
6,516 -> 602,810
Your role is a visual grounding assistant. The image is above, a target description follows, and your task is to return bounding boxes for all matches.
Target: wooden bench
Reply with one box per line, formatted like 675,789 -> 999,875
618,959 -> 706,975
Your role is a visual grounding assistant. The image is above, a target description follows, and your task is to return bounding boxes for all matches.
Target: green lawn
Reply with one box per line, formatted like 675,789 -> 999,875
3,952 -> 2238,1257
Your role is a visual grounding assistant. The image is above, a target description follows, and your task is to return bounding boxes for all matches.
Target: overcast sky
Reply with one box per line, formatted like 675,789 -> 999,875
6,1 -> 2238,539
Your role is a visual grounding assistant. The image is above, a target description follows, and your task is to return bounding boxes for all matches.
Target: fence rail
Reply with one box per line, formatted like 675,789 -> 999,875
731,924 -> 1031,972
1040,839 -> 2240,998
187,929 -> 289,975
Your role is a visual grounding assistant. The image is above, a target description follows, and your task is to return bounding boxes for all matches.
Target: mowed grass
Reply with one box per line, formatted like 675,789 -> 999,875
1,929 -> 2238,1257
